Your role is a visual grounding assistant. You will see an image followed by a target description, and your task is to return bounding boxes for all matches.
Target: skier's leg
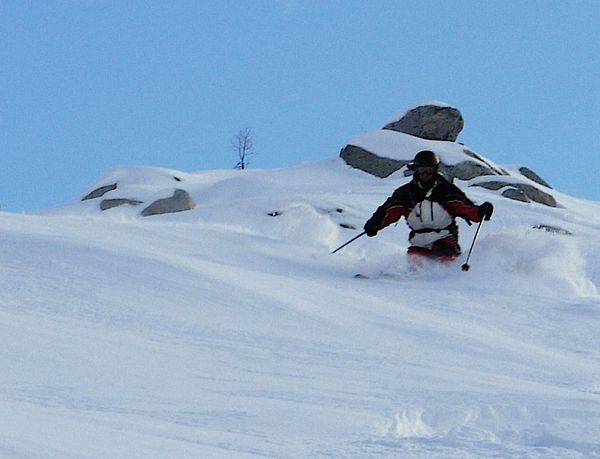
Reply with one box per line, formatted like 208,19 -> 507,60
431,237 -> 461,263
407,246 -> 433,271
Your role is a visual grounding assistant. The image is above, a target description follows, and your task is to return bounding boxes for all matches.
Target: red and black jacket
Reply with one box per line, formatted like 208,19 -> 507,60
366,175 -> 482,237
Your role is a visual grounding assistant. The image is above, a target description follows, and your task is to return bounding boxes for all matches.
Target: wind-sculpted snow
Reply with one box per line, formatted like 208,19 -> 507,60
1,158 -> 600,458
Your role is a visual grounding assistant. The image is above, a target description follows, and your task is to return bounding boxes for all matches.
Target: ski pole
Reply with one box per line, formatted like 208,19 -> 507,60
461,219 -> 485,272
331,231 -> 366,254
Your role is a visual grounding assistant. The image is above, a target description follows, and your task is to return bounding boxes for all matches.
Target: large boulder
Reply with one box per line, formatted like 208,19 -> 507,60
383,104 -> 464,141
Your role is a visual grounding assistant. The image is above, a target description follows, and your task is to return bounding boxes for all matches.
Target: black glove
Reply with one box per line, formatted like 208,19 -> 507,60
478,201 -> 494,221
364,218 -> 380,237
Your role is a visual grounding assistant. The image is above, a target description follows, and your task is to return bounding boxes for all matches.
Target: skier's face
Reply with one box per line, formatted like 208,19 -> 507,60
415,166 -> 436,182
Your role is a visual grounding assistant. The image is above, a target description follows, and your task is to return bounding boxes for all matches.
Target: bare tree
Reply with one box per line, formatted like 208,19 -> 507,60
232,128 -> 255,170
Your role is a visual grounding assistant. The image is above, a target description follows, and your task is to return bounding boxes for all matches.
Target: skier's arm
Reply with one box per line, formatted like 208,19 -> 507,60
364,193 -> 411,236
442,184 -> 493,222
444,199 -> 482,222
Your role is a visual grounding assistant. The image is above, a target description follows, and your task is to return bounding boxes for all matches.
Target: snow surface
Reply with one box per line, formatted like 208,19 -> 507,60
2,156 -> 600,458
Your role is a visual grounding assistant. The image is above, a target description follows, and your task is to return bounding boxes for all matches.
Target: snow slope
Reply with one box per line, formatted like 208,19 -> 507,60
1,157 -> 600,458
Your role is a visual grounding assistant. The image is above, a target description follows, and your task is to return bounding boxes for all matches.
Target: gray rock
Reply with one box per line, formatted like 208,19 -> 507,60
100,198 -> 143,211
340,145 -> 410,178
462,149 -> 507,175
82,183 -> 117,201
472,181 -> 558,207
471,181 -> 511,191
141,189 -> 196,217
501,187 -> 531,203
519,167 -> 552,188
515,183 -> 558,207
441,161 -> 499,181
383,105 -> 464,141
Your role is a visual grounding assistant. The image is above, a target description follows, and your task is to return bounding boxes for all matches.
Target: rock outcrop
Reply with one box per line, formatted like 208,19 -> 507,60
81,184 -> 118,201
340,102 -> 558,207
100,198 -> 143,211
519,167 -> 552,188
141,189 -> 196,217
79,169 -> 197,215
471,181 -> 558,207
340,145 -> 410,178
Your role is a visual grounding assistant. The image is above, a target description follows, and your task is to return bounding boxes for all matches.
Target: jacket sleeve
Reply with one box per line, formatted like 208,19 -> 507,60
441,184 -> 482,223
367,188 -> 412,230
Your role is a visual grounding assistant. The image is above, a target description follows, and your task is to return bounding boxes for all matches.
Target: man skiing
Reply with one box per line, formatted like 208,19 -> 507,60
363,150 -> 494,264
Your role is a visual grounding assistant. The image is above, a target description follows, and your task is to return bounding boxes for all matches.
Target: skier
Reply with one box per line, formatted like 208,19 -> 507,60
363,150 -> 494,264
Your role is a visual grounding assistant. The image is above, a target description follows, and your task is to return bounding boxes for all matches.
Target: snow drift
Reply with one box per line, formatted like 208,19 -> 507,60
1,156 -> 600,458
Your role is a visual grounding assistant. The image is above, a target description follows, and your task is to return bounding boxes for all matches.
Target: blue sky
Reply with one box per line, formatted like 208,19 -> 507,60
1,1 -> 599,212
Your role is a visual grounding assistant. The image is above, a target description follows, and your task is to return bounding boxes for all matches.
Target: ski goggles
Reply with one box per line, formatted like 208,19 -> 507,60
415,166 -> 437,174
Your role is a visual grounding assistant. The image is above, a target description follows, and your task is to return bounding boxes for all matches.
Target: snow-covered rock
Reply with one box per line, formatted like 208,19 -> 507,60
100,198 -> 143,211
81,183 -> 117,201
340,103 -> 559,207
140,189 -> 195,216
77,166 -> 196,216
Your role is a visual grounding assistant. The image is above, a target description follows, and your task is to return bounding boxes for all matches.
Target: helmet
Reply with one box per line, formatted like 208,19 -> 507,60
408,150 -> 440,170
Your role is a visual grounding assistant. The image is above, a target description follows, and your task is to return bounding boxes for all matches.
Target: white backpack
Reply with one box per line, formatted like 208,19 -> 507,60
406,188 -> 453,249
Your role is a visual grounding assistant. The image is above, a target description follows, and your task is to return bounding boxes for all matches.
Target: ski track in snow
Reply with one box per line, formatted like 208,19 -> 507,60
1,159 -> 600,458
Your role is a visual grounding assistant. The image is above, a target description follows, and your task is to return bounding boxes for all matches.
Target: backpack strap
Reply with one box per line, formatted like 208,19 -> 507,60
409,223 -> 455,239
